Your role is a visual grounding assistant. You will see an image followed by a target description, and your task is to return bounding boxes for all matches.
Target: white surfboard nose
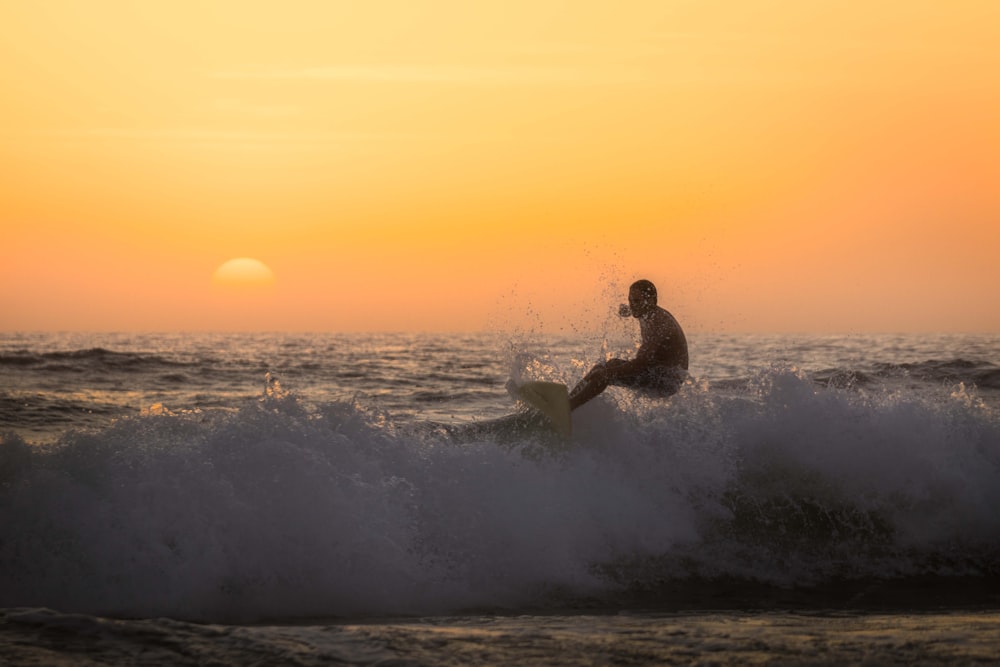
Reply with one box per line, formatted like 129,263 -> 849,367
514,381 -> 572,437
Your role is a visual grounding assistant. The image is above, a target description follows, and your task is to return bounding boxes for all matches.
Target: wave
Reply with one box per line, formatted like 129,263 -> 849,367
1,369 -> 998,621
870,359 -> 1000,389
0,348 -> 197,373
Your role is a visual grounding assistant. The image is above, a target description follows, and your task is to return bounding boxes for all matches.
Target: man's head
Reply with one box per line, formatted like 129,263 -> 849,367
628,279 -> 657,317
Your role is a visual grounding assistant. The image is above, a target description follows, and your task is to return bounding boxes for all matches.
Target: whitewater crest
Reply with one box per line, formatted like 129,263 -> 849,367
1,366 -> 999,621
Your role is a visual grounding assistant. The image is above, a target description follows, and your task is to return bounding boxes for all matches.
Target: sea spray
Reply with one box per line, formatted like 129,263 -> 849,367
3,362 -> 999,621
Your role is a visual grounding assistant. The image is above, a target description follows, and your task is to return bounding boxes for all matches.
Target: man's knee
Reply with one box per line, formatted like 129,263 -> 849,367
586,363 -> 610,383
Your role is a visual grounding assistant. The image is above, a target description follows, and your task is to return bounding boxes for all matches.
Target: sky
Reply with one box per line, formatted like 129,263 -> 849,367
2,0 -> 998,333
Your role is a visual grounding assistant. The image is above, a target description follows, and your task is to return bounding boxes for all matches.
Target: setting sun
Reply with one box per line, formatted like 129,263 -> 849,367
212,258 -> 276,289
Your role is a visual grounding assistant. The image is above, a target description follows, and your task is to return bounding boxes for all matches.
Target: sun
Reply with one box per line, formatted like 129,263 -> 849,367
212,258 -> 275,289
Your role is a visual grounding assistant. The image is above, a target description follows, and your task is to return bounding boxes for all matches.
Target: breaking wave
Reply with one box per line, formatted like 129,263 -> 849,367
1,368 -> 999,621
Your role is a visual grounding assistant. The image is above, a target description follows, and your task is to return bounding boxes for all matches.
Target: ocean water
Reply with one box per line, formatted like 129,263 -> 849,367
2,331 -> 999,665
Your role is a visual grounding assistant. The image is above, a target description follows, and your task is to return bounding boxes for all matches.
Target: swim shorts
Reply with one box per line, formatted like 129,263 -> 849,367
610,367 -> 687,396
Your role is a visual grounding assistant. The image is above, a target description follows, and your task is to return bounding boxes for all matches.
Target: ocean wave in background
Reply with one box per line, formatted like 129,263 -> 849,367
2,363 -> 998,622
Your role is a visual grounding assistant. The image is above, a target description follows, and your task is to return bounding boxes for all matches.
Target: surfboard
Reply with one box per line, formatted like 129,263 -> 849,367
512,381 -> 572,437
427,380 -> 572,444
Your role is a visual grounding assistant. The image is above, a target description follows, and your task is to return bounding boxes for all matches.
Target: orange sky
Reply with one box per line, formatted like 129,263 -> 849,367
2,0 -> 998,333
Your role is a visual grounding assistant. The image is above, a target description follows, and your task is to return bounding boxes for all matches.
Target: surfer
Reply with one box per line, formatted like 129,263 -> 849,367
568,279 -> 688,410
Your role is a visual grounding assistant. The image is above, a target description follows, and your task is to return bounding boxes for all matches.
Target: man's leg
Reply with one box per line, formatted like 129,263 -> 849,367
569,360 -> 626,410
569,371 -> 607,410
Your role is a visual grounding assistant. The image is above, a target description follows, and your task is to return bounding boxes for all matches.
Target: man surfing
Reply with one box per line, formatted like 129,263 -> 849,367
568,279 -> 688,410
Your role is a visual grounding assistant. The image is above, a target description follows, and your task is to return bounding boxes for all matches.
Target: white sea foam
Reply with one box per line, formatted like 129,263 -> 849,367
2,366 -> 998,621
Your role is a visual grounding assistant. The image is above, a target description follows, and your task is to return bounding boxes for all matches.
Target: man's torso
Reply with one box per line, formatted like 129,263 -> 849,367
639,307 -> 689,370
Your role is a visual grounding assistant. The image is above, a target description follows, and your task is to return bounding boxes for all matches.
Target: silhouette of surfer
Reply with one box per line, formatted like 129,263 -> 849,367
569,279 -> 688,410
